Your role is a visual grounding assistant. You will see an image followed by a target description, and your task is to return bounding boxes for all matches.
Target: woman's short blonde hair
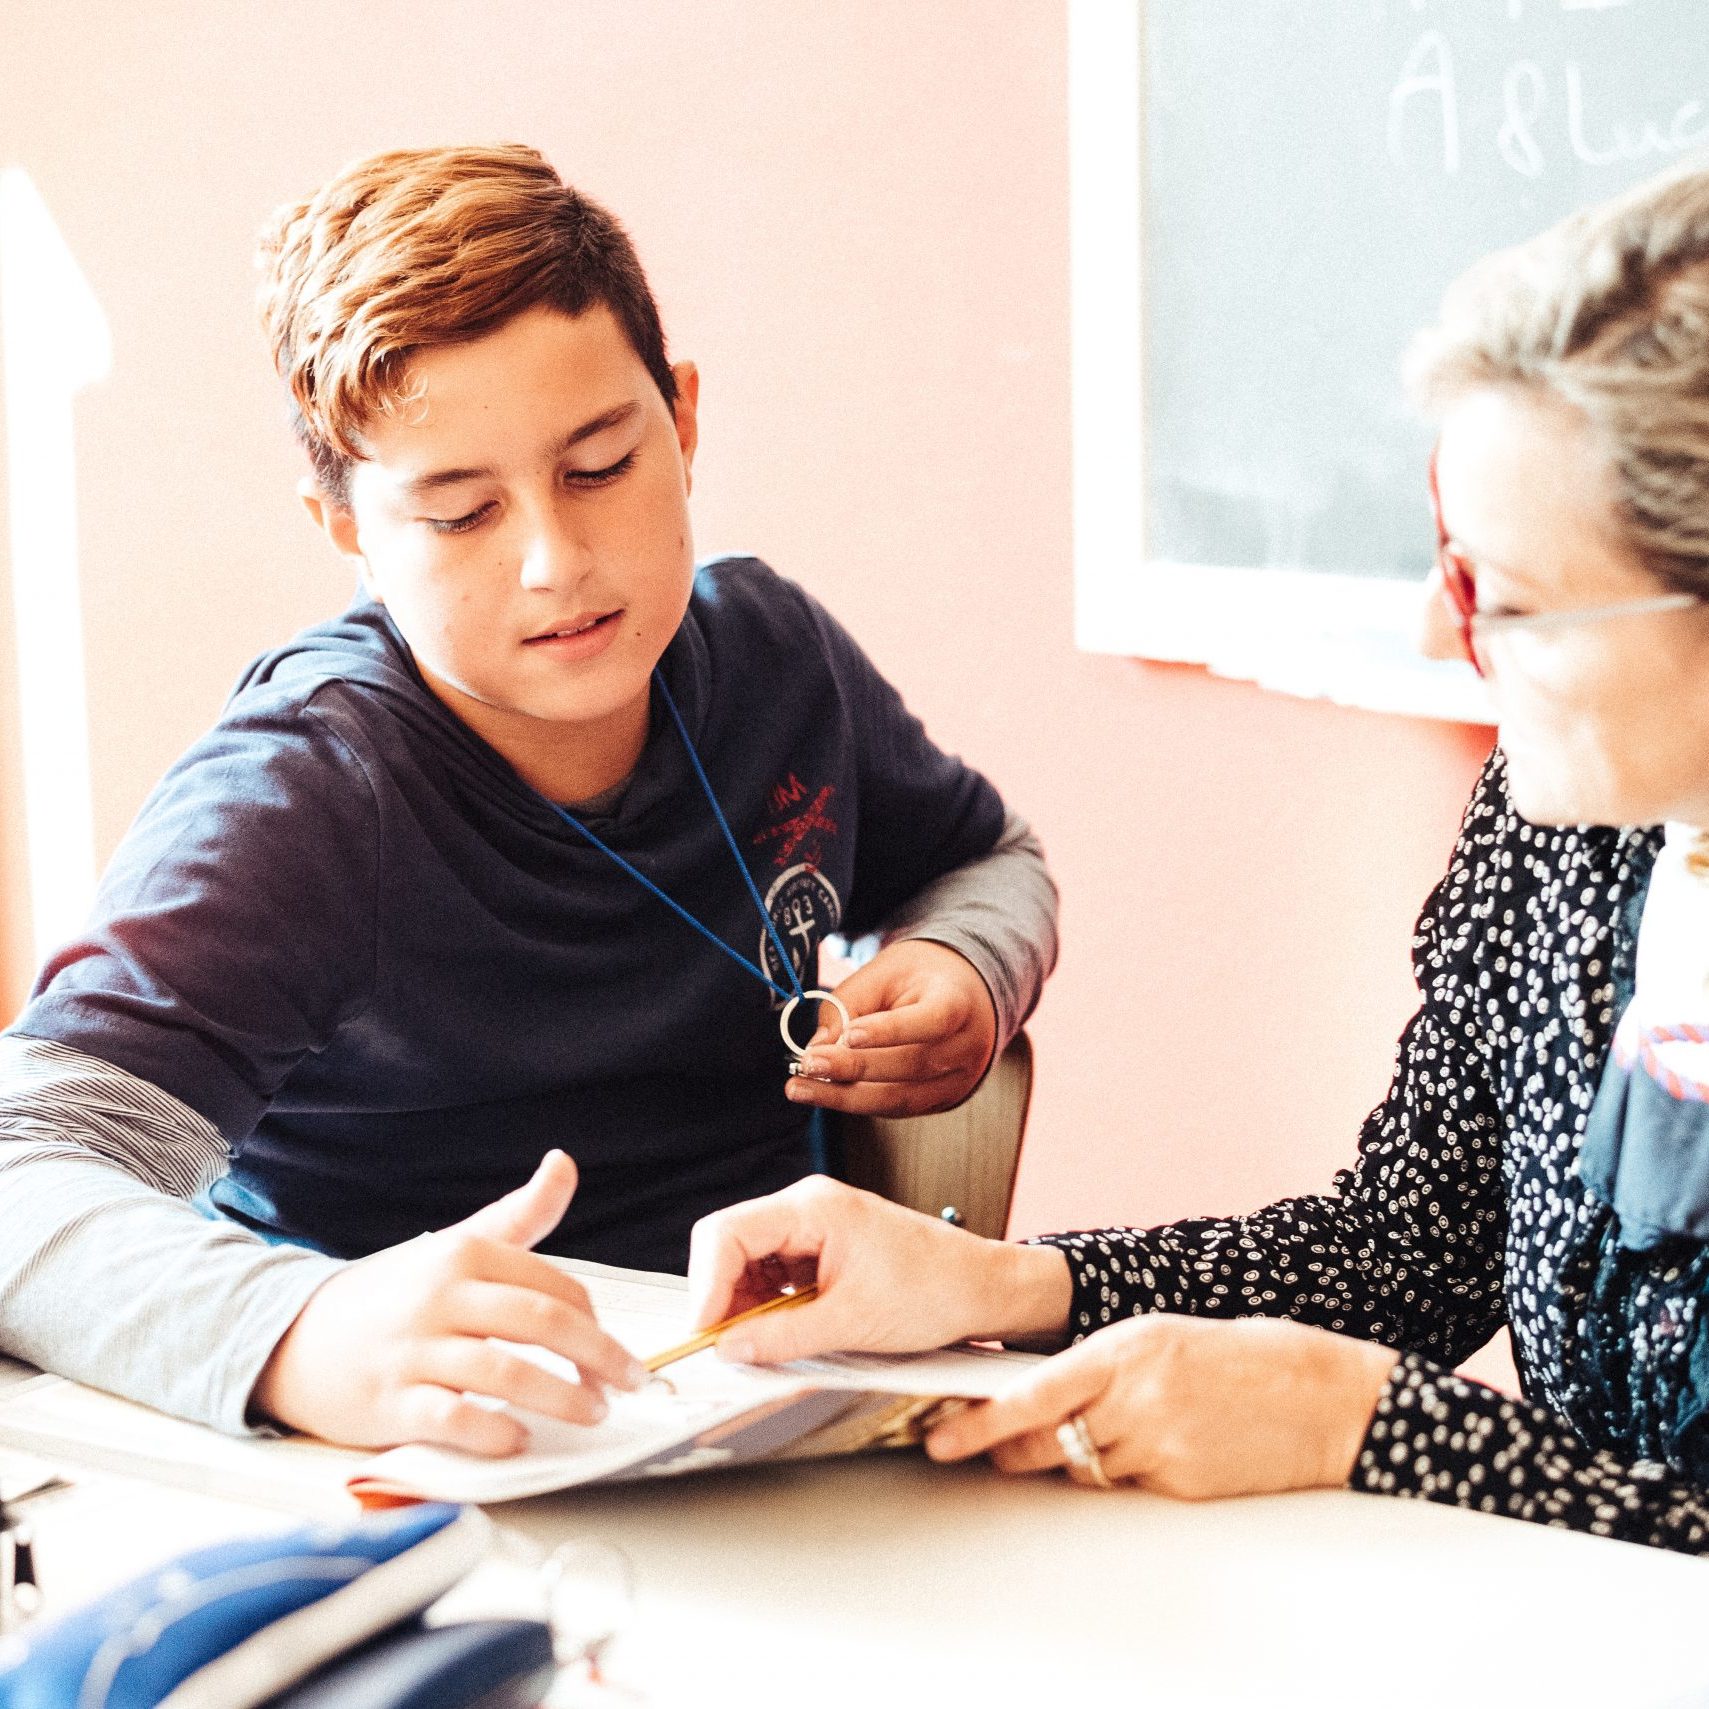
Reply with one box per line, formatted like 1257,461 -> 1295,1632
1406,161 -> 1709,597
257,144 -> 676,504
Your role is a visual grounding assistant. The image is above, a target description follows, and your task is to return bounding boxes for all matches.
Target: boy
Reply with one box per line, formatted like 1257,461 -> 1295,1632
0,146 -> 1056,1456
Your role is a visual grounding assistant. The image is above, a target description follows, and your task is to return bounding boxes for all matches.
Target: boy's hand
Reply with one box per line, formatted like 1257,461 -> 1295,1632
249,1150 -> 648,1455
784,939 -> 998,1117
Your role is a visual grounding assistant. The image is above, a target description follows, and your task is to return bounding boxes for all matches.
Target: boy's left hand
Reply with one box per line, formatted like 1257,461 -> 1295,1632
785,939 -> 997,1116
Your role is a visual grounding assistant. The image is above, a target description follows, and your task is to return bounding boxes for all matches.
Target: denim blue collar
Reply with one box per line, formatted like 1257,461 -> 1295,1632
1581,827 -> 1709,1250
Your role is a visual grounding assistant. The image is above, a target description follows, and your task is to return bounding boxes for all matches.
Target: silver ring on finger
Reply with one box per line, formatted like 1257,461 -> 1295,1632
1055,1412 -> 1114,1490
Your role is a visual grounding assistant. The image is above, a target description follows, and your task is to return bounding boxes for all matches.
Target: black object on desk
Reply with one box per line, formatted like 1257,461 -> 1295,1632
263,1618 -> 556,1709
0,1486 -> 41,1632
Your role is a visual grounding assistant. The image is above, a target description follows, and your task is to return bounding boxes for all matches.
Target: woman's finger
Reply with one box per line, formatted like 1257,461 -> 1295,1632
720,1257 -> 821,1319
987,1425 -> 1073,1476
686,1182 -> 839,1329
926,1346 -> 1111,1461
776,1254 -> 820,1292
989,1406 -> 1134,1485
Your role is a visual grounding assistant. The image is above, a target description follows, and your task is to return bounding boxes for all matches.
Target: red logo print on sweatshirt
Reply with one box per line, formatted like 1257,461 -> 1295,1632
754,772 -> 839,871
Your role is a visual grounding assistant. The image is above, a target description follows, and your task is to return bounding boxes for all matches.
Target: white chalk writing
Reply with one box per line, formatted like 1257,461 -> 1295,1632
1388,19 -> 1705,181
1566,63 -> 1709,166
1388,31 -> 1461,175
1498,59 -> 1548,177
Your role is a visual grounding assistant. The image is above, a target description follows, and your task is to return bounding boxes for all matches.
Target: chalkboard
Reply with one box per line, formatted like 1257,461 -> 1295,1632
1143,0 -> 1709,582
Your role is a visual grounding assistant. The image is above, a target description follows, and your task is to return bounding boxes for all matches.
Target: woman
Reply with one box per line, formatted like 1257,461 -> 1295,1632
685,163 -> 1709,1553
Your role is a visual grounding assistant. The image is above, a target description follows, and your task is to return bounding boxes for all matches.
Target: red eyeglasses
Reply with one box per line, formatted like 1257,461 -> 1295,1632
1427,444 -> 1701,677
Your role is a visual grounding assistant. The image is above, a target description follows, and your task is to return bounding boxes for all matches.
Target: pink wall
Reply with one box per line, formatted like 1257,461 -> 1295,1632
0,4 -> 1493,1257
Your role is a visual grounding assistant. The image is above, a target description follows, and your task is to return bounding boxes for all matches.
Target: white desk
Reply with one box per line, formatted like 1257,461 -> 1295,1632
14,1448 -> 1709,1708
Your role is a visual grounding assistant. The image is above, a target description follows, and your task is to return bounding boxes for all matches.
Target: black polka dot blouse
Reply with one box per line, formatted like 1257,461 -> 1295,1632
1036,751 -> 1709,1553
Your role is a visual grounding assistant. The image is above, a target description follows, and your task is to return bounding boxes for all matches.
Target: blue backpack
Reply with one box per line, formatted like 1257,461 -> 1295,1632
0,1503 -> 555,1709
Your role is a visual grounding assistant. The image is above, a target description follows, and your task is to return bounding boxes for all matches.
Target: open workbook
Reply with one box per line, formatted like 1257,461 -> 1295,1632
0,1260 -> 1042,1510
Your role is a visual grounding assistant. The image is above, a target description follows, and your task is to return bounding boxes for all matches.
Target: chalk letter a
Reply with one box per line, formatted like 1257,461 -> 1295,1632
1388,31 -> 1459,176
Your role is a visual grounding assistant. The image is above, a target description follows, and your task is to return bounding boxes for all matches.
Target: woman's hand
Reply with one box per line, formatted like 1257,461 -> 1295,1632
686,1176 -> 1073,1361
926,1314 -> 1400,1499
250,1150 -> 649,1455
784,939 -> 997,1117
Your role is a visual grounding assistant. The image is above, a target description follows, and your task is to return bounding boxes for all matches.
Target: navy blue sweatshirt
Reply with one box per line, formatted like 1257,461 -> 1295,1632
13,559 -> 1005,1272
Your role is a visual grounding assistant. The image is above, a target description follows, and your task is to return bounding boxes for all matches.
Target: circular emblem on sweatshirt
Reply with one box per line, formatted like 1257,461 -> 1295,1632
760,863 -> 842,1005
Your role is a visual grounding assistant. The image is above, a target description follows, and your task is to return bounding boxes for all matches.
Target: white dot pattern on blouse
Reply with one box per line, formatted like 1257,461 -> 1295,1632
1036,753 -> 1709,1552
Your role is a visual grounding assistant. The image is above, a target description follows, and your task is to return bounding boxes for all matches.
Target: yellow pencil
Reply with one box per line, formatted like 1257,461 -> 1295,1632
644,1284 -> 821,1372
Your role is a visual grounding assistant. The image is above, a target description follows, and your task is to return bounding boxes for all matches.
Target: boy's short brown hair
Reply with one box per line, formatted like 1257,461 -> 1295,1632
257,144 -> 677,504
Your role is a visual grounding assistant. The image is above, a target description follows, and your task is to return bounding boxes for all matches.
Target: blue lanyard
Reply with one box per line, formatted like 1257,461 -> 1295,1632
539,672 -> 807,1004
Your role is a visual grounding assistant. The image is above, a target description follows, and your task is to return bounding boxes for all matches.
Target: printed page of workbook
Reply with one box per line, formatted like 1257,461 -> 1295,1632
346,1371 -> 870,1504
548,1255 -> 699,1359
346,1259 -> 1046,1504
548,1256 -> 1046,1394
550,1257 -> 1046,1403
350,1258 -> 835,1503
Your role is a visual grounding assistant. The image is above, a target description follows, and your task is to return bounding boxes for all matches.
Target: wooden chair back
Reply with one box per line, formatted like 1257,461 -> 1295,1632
833,1032 -> 1032,1241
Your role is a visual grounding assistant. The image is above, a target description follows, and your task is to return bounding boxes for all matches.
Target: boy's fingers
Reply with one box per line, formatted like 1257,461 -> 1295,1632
799,1041 -> 954,1084
413,1337 -> 614,1427
456,1149 -> 579,1247
452,1239 -> 597,1316
838,1001 -> 956,1050
450,1279 -> 646,1391
398,1385 -> 529,1458
821,957 -> 901,1009
786,1070 -> 967,1117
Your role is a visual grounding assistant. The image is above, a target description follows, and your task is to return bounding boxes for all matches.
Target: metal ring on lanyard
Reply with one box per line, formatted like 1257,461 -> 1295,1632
779,989 -> 852,1072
